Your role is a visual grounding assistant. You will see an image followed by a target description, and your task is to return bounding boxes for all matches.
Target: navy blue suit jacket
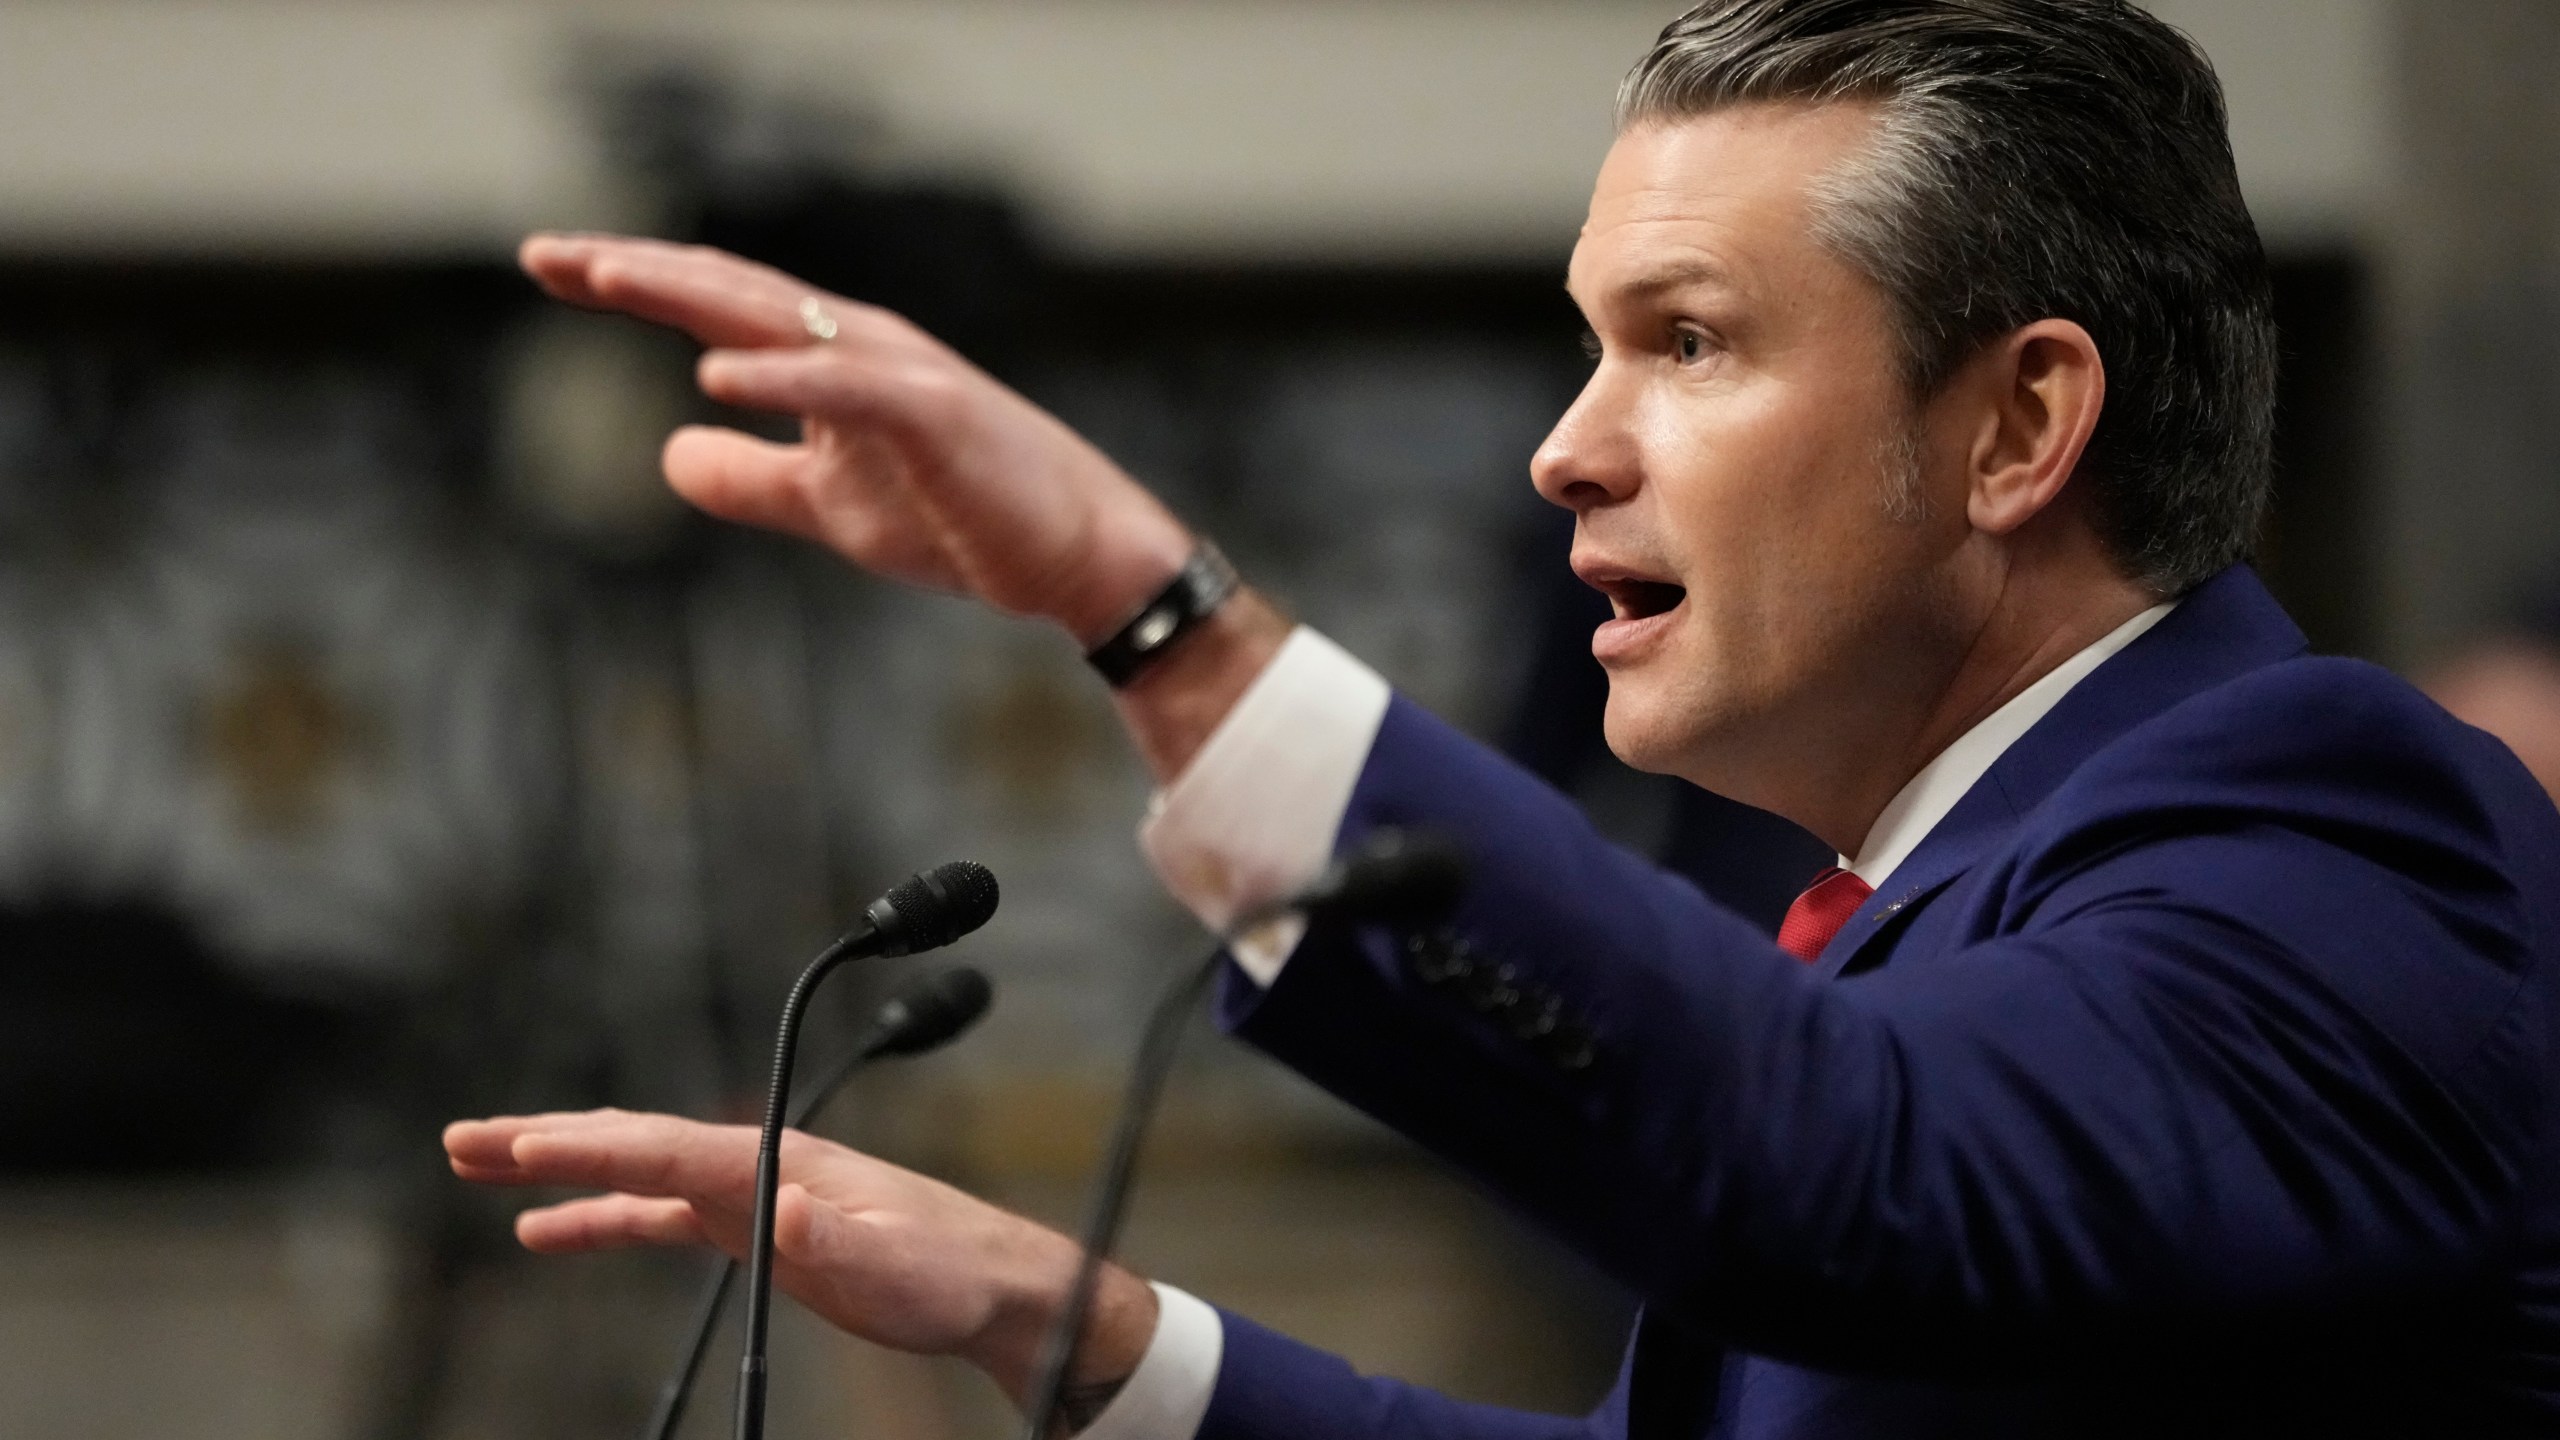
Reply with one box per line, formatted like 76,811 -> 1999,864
1196,568 -> 2560,1439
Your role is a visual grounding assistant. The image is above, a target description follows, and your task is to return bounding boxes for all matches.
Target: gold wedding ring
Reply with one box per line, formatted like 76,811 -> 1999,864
798,297 -> 839,343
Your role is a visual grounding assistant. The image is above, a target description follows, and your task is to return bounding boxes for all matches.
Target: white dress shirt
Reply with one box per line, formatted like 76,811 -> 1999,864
1081,601 -> 2175,1440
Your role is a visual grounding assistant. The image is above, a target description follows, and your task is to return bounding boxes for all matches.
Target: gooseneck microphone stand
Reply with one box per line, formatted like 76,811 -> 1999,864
1016,829 -> 1469,1440
642,964 -> 994,1440
1015,948 -> 1222,1440
735,861 -> 1001,1440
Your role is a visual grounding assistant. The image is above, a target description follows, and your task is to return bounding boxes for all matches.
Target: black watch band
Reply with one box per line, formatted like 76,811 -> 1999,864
1084,542 -> 1240,688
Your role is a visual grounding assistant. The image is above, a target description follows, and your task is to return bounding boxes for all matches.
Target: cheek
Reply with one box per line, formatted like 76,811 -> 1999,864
1709,379 -> 1915,544
1637,383 -> 1852,593
1642,381 -> 1937,703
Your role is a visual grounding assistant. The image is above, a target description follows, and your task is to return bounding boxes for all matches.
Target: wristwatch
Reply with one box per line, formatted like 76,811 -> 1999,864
1084,541 -> 1240,688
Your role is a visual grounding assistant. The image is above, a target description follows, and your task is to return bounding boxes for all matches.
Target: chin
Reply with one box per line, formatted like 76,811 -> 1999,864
1603,670 -> 1764,790
1600,693 -> 1693,778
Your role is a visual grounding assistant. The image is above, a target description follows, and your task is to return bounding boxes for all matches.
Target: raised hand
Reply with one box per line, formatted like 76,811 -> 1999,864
519,234 -> 1195,644
443,1108 -> 1158,1403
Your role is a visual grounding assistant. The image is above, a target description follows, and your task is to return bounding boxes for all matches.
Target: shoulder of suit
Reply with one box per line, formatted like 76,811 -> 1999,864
2041,653 -> 2551,860
1991,657 -> 2560,1107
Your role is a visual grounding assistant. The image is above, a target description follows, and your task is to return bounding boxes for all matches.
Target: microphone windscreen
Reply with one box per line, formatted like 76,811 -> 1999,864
1311,828 -> 1471,927
879,861 -> 1001,953
867,966 -> 995,1057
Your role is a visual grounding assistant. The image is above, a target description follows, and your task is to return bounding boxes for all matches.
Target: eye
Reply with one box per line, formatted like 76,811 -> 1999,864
1674,329 -> 1709,363
1577,329 -> 1603,361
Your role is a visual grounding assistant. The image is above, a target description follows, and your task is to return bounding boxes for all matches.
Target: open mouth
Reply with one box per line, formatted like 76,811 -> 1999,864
1608,579 -> 1687,622
1572,555 -> 1688,659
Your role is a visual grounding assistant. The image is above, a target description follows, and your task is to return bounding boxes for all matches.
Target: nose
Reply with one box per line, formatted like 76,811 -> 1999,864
1531,366 -> 1640,513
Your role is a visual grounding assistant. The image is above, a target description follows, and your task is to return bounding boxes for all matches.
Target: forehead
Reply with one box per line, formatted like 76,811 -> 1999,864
1569,102 -> 1882,307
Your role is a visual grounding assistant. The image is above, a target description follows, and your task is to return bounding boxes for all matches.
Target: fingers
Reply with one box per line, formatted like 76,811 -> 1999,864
443,1108 -> 671,1180
445,1110 -> 764,1203
444,1118 -> 525,1179
520,233 -> 796,345
516,232 -> 621,308
515,1118 -> 762,1202
444,1113 -> 582,1180
697,348 -> 960,440
515,1193 -> 709,1254
520,233 -> 914,354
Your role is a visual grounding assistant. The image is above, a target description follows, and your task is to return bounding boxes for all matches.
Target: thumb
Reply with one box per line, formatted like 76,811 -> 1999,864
662,425 -> 825,539
772,1182 -> 859,1265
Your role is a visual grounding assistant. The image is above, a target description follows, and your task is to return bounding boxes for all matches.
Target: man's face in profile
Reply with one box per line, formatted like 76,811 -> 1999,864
1538,103 -> 1973,807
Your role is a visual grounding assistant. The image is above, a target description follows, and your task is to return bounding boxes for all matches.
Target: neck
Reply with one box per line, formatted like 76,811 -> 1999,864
1751,548 -> 2157,858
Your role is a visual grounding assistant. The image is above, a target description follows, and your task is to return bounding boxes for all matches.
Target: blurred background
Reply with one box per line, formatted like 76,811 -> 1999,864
0,2 -> 2550,1437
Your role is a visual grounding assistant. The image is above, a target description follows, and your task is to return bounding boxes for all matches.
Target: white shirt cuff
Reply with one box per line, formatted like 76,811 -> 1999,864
1074,1282 -> 1224,1440
1138,626 -> 1391,985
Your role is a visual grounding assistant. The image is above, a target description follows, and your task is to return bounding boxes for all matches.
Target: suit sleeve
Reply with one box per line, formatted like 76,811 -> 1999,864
1220,675 -> 2556,1376
1198,1307 -> 1615,1440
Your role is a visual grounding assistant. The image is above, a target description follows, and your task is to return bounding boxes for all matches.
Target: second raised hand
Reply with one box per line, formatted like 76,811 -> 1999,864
517,232 -> 1195,642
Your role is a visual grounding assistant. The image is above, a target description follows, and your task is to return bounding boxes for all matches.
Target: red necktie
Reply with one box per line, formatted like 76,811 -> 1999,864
1776,866 -> 1874,963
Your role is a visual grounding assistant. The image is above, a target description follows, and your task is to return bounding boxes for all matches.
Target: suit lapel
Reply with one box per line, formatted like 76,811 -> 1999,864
1814,566 -> 2311,980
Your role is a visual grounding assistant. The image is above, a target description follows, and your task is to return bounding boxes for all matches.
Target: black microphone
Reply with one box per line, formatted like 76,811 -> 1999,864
735,864 -> 999,1440
1261,827 -> 1473,930
642,963 -> 995,1440
1016,828 -> 1469,1440
861,965 -> 996,1059
857,862 -> 1003,959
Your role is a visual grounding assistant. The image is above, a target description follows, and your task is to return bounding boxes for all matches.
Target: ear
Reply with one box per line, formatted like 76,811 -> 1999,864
1956,319 -> 2106,536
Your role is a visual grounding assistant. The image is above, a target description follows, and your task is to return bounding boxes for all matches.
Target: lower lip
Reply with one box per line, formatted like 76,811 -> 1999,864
1592,600 -> 1684,664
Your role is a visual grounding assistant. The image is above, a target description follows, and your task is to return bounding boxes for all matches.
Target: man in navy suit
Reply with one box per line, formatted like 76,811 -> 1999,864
446,2 -> 2560,1435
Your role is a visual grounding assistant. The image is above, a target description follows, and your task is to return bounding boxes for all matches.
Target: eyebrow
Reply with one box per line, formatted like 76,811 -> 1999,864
1618,258 -> 1737,299
1565,256 -> 1739,313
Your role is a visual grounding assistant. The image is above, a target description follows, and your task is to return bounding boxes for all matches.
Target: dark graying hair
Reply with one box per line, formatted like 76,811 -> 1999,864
1619,0 -> 2277,596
